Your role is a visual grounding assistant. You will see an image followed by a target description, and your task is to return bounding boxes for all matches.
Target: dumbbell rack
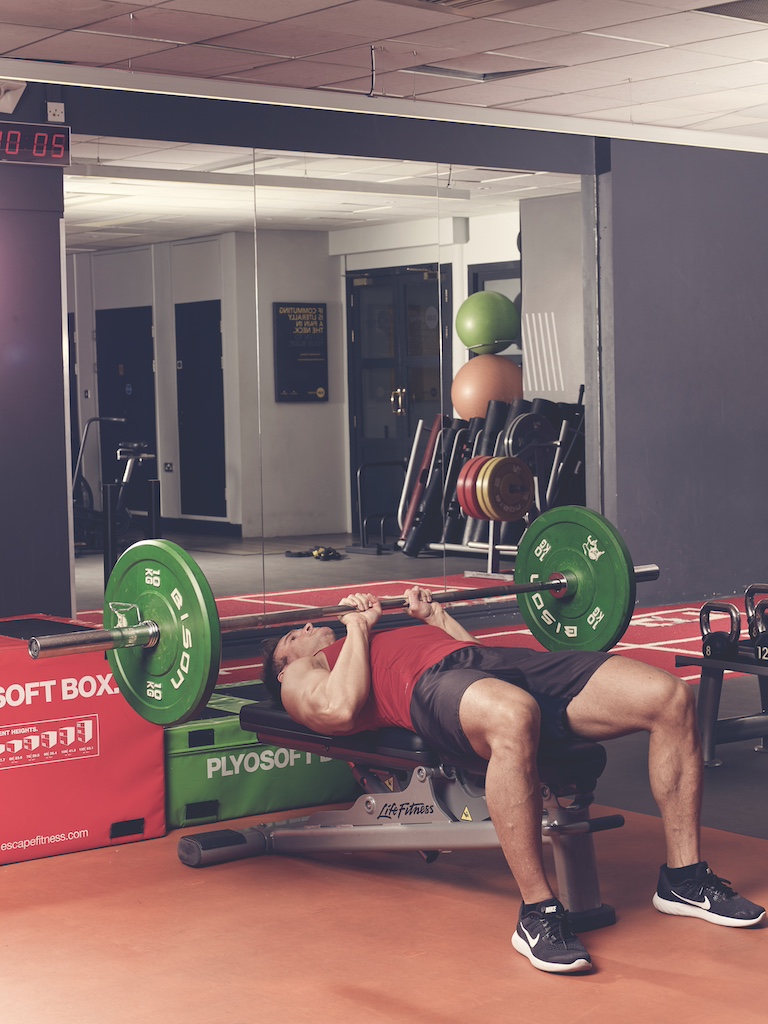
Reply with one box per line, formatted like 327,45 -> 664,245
677,591 -> 768,766
675,648 -> 768,767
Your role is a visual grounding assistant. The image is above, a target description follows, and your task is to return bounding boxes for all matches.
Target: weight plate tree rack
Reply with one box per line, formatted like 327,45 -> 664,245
29,506 -> 659,727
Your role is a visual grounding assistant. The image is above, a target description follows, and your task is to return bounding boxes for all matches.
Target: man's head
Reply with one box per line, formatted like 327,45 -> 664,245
260,622 -> 336,704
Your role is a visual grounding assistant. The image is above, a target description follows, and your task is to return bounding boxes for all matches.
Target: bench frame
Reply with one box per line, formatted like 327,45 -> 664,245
177,703 -> 623,932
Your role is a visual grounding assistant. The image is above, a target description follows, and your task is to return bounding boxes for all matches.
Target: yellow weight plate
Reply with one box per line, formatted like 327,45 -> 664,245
475,457 -> 504,519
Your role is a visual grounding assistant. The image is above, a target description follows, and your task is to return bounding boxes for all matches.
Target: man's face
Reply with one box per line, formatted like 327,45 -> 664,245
275,622 -> 336,676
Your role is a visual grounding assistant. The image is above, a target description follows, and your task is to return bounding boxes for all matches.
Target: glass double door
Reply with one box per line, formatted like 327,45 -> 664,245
347,266 -> 452,537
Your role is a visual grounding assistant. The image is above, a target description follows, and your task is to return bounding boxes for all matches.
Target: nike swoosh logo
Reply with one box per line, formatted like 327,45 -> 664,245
670,889 -> 711,910
521,924 -> 540,948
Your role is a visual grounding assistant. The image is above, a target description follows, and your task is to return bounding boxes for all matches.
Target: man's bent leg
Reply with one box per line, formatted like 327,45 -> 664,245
566,657 -> 702,867
458,678 -> 593,973
459,677 -> 551,902
567,656 -> 764,927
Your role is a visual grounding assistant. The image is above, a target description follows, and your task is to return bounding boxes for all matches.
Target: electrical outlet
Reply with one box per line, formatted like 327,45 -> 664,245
164,462 -> 174,472
47,101 -> 65,123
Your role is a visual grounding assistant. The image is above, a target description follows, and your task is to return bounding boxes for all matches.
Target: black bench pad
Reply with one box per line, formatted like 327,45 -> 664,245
240,701 -> 606,791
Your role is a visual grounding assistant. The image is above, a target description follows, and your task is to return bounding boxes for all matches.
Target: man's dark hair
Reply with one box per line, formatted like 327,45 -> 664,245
260,636 -> 285,706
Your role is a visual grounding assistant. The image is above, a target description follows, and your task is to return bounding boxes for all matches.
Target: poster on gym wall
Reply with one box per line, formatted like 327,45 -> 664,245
273,302 -> 328,402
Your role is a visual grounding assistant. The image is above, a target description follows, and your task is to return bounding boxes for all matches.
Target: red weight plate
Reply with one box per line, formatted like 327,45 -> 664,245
462,456 -> 491,520
457,457 -> 485,518
455,458 -> 477,517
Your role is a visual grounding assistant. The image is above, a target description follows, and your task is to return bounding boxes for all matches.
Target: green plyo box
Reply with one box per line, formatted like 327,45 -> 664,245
165,684 -> 360,828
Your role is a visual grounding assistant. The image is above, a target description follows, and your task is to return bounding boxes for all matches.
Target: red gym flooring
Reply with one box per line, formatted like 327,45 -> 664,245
3,548 -> 767,1022
5,805 -> 766,1023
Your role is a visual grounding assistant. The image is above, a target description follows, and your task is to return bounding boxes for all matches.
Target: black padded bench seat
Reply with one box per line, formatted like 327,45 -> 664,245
239,699 -> 609,795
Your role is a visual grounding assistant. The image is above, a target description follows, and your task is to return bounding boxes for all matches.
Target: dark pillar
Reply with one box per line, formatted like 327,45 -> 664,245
0,162 -> 72,617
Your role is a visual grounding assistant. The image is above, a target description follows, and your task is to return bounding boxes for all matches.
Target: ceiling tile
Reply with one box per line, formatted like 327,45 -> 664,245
309,40 -> 473,69
561,43 -> 739,80
6,30 -> 174,63
278,0 -> 462,37
206,23 -> 364,58
501,91 -> 637,114
328,69 -> 469,97
503,62 -> 635,91
70,138 -> 177,161
591,99 -> 717,122
233,59 -> 376,87
682,27 -> 768,58
390,17 -> 565,50
578,74 -> 739,105
110,44 -> 277,74
0,0 -> 143,30
86,9 -> 263,44
600,10 -> 767,45
671,60 -> 768,88
719,120 -> 768,136
399,78 -> 560,106
157,0 -> 332,19
669,86 -> 768,111
492,30 -> 663,64
732,100 -> 768,117
655,112 -> 768,129
0,24 -> 59,51
490,0 -> 684,32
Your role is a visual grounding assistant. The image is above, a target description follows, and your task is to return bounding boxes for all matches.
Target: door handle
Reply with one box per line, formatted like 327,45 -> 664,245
390,387 -> 406,416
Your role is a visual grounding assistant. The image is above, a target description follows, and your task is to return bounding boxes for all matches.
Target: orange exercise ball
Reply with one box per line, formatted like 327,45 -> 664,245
451,354 -> 523,421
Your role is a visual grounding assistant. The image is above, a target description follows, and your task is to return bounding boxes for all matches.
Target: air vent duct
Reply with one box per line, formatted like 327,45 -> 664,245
698,0 -> 768,24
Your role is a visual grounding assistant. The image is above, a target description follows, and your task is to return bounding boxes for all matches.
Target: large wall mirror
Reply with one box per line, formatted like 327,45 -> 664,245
63,132 -> 585,610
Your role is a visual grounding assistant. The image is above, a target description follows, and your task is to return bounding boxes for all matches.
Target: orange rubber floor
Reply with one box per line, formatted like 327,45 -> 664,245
3,804 -> 767,1024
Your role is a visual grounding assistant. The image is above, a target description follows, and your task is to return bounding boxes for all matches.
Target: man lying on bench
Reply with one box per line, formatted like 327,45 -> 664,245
260,586 -> 765,975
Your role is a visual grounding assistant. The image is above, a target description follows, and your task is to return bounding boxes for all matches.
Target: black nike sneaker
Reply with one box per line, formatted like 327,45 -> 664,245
653,862 -> 765,927
512,900 -> 593,973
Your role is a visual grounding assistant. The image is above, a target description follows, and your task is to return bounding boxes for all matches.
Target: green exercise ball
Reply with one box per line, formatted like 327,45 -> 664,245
455,290 -> 521,355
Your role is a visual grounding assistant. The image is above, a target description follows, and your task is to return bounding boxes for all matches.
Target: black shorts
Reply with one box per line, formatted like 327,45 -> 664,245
409,645 -> 614,760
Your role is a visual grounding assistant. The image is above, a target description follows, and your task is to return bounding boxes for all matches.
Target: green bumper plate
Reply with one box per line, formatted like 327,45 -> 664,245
104,540 -> 222,725
516,506 -> 636,652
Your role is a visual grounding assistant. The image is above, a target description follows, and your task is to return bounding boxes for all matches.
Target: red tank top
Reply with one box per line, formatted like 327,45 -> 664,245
321,626 -> 476,731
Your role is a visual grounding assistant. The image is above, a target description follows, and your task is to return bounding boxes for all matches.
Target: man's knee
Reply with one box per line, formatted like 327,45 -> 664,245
459,679 -> 541,761
636,669 -> 698,735
660,673 -> 697,725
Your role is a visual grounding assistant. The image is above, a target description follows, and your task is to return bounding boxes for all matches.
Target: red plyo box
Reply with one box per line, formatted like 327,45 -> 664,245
0,616 -> 166,866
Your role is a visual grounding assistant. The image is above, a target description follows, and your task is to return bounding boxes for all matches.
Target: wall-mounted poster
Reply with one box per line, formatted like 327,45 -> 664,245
273,302 -> 328,402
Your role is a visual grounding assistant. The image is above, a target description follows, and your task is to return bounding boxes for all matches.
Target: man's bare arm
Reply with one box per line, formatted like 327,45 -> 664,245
403,586 -> 478,643
280,595 -> 381,733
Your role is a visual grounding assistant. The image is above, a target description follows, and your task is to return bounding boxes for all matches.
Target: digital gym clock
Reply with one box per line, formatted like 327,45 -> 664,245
0,121 -> 70,166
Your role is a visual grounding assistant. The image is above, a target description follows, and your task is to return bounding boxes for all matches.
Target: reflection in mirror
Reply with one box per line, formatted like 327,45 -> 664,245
62,137 -> 582,621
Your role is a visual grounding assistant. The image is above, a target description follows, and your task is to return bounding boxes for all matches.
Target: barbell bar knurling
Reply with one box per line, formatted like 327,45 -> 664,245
28,564 -> 659,661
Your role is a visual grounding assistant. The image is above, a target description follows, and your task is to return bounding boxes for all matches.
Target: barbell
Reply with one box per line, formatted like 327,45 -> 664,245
28,505 -> 659,726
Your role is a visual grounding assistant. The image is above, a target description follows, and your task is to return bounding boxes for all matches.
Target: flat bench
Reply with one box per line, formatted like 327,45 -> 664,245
177,700 -> 624,932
